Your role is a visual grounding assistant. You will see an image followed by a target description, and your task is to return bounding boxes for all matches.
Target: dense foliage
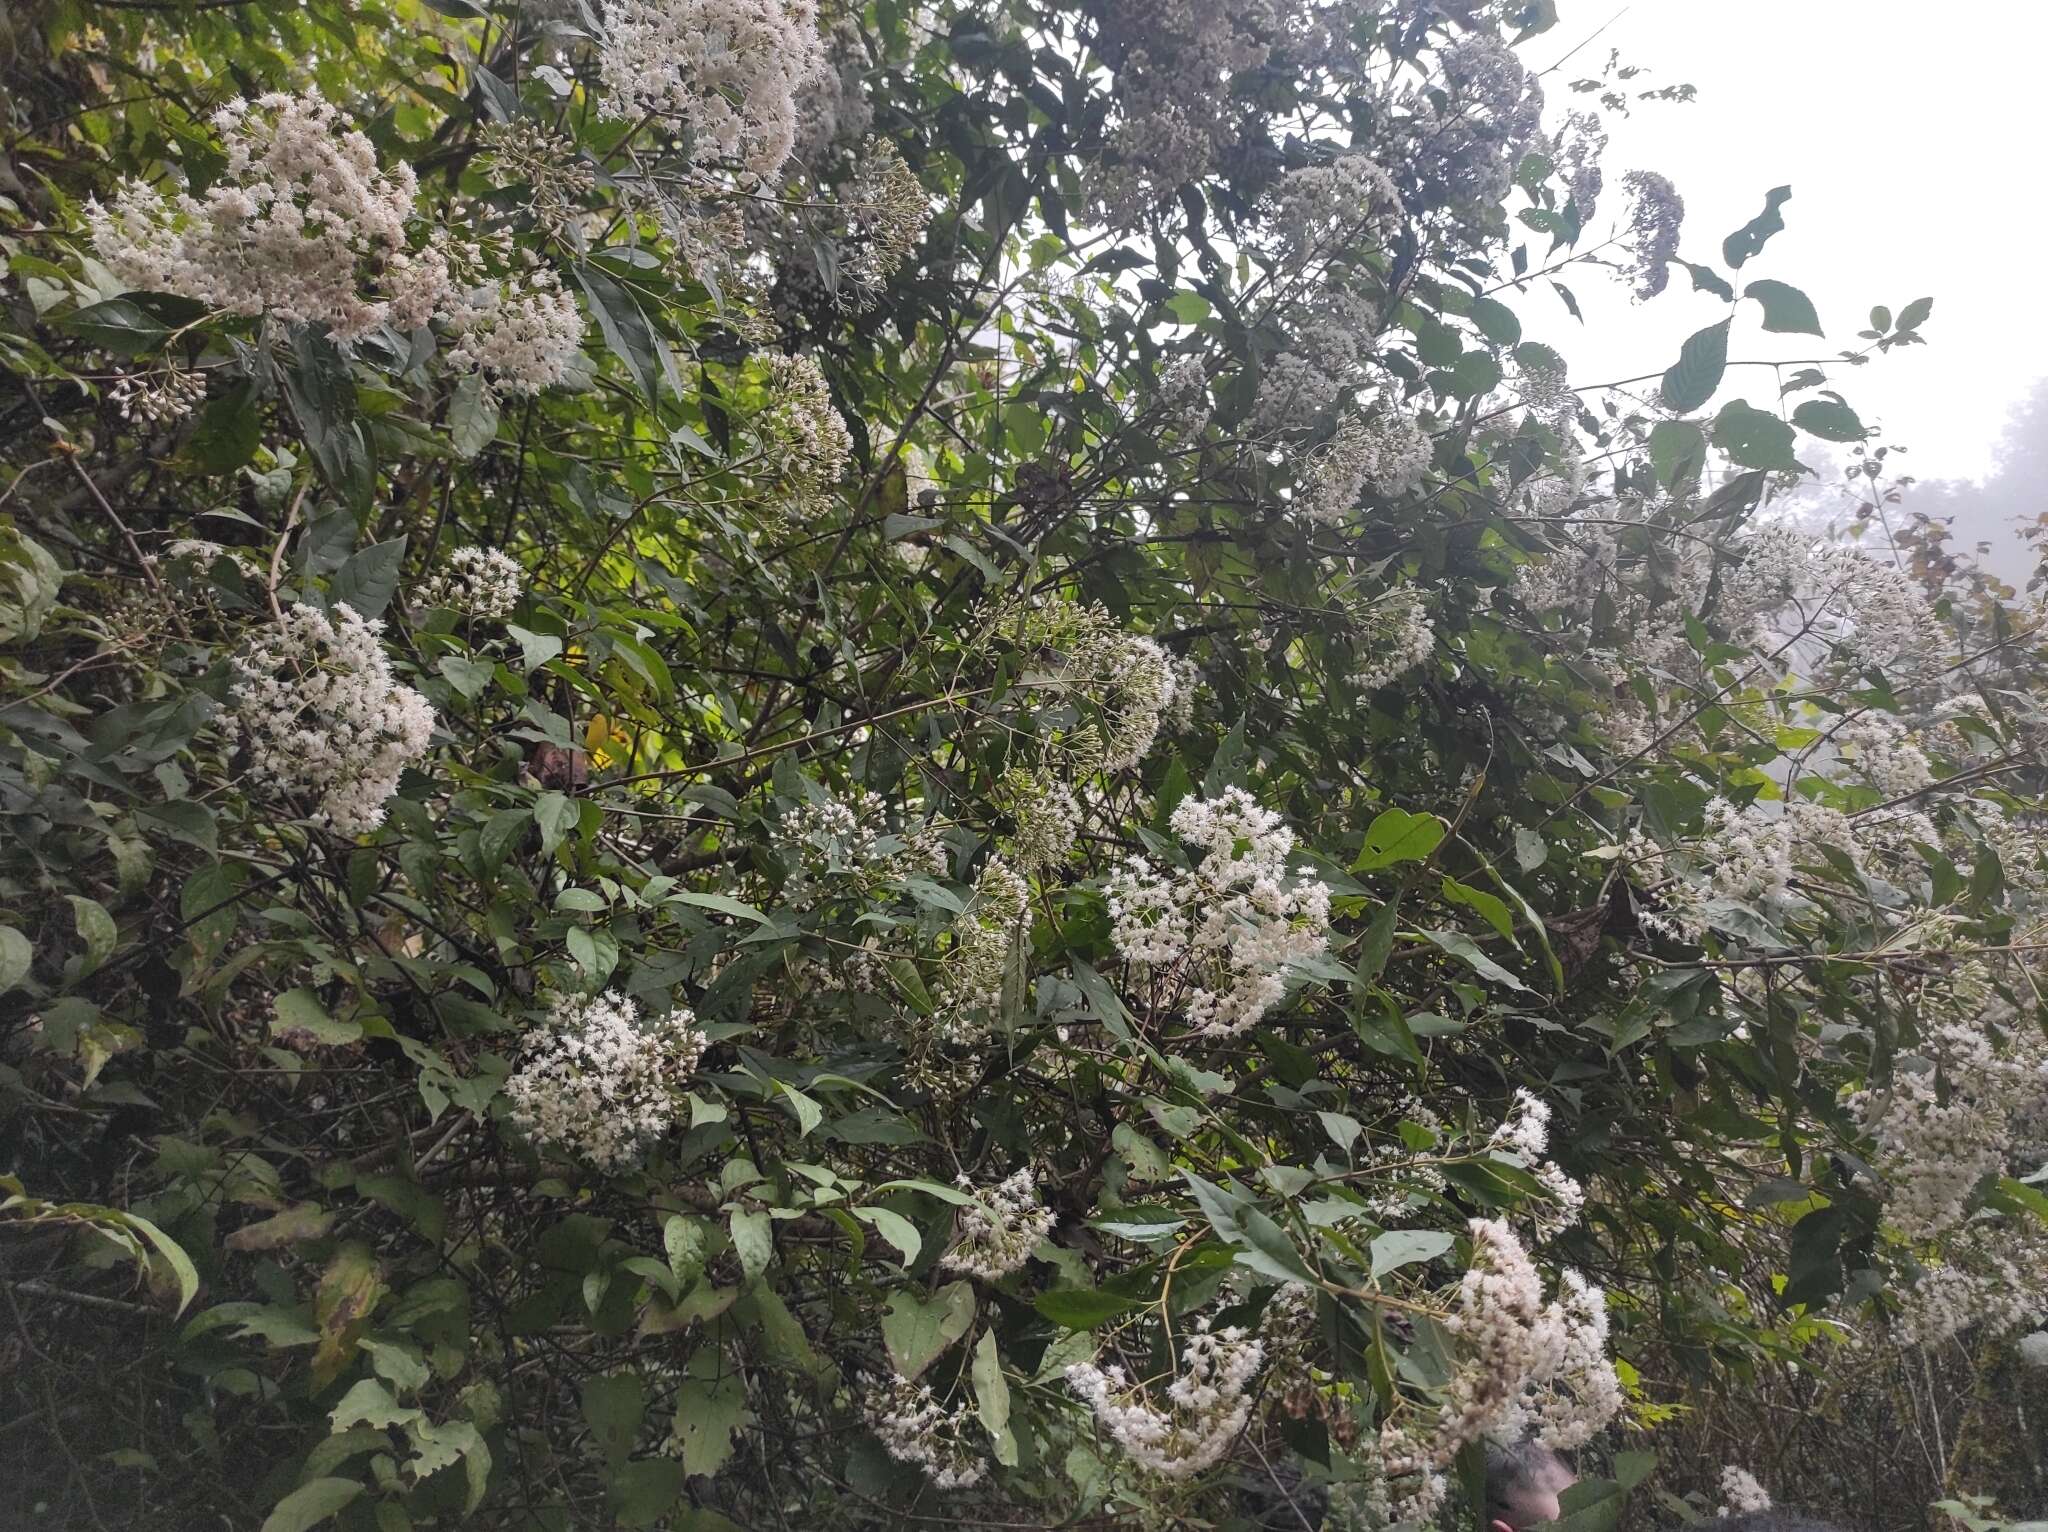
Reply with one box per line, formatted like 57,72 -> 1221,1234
2,0 -> 2044,1527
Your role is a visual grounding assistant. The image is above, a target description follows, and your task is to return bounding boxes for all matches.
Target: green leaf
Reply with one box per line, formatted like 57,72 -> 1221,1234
1896,295 -> 1933,333
853,1206 -> 922,1266
63,298 -> 173,355
1353,809 -> 1445,871
272,988 -> 363,1046
1723,185 -> 1792,268
1792,398 -> 1866,443
225,1203 -> 335,1252
124,1211 -> 202,1316
1441,877 -> 1516,942
0,526 -> 63,644
1514,828 -> 1548,872
1548,1452 -> 1658,1532
138,798 -> 217,854
0,925 -> 32,994
448,373 -> 500,459
667,889 -> 776,925
971,1329 -> 1017,1466
1232,1204 -> 1318,1284
1712,399 -> 1801,471
1414,316 -> 1462,366
1354,897 -> 1401,985
1679,262 -> 1735,302
329,1376 -> 417,1433
581,1372 -> 645,1469
1781,1203 -> 1847,1308
1418,929 -> 1531,992
534,791 -> 579,857
438,655 -> 495,699
1369,1229 -> 1455,1278
1743,279 -> 1822,336
1033,1286 -> 1142,1330
664,1215 -> 707,1288
65,895 -> 116,978
613,1460 -> 686,1526
1659,317 -> 1730,413
728,1209 -> 773,1282
328,537 -> 408,621
1647,419 -> 1706,491
1470,297 -> 1522,346
573,262 -> 660,402
881,1282 -> 975,1377
508,624 -> 563,672
260,1477 -> 364,1532
1163,291 -> 1211,325
668,1366 -> 751,1478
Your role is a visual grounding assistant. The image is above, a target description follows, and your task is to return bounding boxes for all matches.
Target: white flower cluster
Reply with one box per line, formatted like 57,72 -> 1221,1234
477,119 -> 596,228
1473,1091 -> 1587,1244
1635,794 -> 1862,942
1354,588 -> 1436,692
594,0 -> 826,180
1407,31 -> 1545,207
90,90 -> 446,343
865,1372 -> 989,1488
1551,109 -> 1607,216
110,368 -> 208,426
230,602 -> 436,833
2017,1331 -> 2048,1368
837,139 -> 929,305
1064,1315 -> 1265,1480
792,14 -> 874,165
1017,603 -> 1186,772
999,769 -> 1080,872
1830,711 -> 1935,797
1250,284 -> 1384,434
752,354 -> 854,513
1417,1220 -> 1624,1462
1893,1224 -> 2046,1346
417,545 -> 523,621
939,1168 -> 1055,1280
775,786 -> 946,904
1087,0 -> 1274,221
1852,1006 -> 2048,1240
1158,355 -> 1212,433
939,856 -> 1030,1038
1269,155 -> 1404,260
1489,1089 -> 1552,1161
1716,1465 -> 1773,1516
504,991 -> 707,1171
1723,524 -> 1946,675
1620,171 -> 1684,300
1105,788 -> 1332,1038
1299,411 -> 1434,524
445,264 -> 585,397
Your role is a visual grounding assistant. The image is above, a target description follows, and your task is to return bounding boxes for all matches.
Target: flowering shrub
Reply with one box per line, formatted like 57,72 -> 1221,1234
0,0 -> 2043,1528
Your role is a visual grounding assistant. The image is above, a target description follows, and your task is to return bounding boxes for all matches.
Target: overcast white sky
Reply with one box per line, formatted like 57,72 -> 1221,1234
1518,0 -> 2048,486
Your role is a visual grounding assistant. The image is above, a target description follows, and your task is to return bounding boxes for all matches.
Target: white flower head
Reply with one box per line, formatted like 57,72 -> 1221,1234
418,545 -> 524,621
230,601 -> 436,833
505,991 -> 707,1170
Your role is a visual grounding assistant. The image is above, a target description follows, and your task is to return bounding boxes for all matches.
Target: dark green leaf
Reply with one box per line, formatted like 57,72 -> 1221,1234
1712,400 -> 1801,471
328,538 -> 408,620
1659,318 -> 1729,413
1723,185 -> 1792,268
1792,398 -> 1866,443
1647,420 -> 1706,491
1743,279 -> 1822,336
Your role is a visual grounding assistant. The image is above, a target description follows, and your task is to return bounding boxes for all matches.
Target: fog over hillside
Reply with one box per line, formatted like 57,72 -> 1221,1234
1893,374 -> 2048,589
